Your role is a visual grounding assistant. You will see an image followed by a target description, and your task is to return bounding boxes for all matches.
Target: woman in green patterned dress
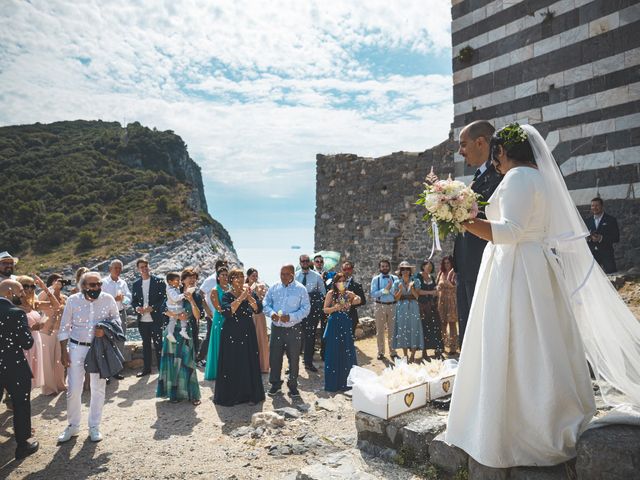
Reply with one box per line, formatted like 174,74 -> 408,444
156,273 -> 201,405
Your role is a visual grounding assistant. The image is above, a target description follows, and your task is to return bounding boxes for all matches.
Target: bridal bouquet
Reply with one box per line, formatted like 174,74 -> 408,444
416,170 -> 483,240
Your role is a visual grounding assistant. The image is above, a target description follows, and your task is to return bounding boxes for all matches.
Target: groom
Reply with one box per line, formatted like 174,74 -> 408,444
453,120 -> 502,348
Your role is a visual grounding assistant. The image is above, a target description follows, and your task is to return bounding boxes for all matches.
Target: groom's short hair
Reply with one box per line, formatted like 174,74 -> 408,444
466,120 -> 495,142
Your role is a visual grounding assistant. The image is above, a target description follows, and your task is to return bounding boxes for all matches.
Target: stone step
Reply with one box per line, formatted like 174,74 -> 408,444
355,405 -> 640,480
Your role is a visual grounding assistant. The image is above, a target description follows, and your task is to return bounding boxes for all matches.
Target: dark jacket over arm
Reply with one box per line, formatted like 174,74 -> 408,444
85,318 -> 126,379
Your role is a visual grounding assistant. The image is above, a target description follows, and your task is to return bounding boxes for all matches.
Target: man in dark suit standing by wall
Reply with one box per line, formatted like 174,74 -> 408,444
0,279 -> 39,459
586,197 -> 620,274
453,120 -> 502,348
341,260 -> 367,336
131,258 -> 167,377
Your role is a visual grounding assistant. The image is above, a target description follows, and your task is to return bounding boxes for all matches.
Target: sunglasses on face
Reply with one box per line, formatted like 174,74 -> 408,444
86,282 -> 102,288
301,259 -> 310,263
314,260 -> 324,264
22,284 -> 36,290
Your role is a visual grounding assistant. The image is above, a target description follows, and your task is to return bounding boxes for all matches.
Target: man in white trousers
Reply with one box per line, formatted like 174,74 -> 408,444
57,271 -> 120,443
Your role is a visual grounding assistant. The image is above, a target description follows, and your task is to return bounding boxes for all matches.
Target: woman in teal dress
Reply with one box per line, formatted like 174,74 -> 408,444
157,282 -> 201,405
204,267 -> 229,380
392,261 -> 424,362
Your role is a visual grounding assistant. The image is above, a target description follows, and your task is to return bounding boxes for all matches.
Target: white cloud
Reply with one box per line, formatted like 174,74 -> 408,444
0,0 -> 453,199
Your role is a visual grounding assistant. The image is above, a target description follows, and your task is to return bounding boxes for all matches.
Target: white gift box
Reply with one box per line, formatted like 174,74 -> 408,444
427,373 -> 456,400
352,381 -> 428,419
348,360 -> 458,419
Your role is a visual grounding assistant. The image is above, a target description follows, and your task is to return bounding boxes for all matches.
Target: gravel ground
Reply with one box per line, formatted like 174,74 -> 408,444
0,335 -> 420,479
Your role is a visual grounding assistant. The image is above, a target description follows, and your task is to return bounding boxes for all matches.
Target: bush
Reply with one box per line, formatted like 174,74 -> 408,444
67,212 -> 85,227
155,196 -> 168,213
77,230 -> 97,251
151,185 -> 170,197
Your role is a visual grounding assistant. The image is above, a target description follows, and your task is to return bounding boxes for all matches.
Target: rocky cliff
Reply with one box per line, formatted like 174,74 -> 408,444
0,119 -> 239,274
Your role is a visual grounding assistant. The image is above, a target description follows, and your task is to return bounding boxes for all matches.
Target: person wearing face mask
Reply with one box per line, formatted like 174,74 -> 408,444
0,251 -> 18,282
370,259 -> 399,361
57,272 -> 121,444
0,280 -> 39,459
323,272 -> 360,391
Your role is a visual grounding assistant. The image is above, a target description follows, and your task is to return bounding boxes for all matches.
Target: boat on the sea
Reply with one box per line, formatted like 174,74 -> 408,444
291,245 -> 301,249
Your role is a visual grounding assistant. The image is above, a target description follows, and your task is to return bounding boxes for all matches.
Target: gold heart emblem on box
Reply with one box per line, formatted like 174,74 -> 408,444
404,392 -> 415,407
442,380 -> 451,393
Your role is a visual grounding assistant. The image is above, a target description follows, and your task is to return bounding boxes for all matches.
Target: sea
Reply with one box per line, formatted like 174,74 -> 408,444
125,227 -> 315,341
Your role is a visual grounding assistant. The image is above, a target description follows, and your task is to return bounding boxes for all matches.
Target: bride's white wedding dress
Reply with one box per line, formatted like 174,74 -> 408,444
446,165 -> 596,468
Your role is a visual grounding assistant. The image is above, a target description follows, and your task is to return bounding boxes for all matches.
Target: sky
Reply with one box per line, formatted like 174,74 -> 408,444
0,0 -> 453,283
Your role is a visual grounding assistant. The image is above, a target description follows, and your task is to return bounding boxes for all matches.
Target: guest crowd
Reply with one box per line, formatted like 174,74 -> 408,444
0,195 -> 621,462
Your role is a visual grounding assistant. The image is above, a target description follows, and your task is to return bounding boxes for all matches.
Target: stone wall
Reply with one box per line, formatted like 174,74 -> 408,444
451,0 -> 640,269
314,137 -> 455,314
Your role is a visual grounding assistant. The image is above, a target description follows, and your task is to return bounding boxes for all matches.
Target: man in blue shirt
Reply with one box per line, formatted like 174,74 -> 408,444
263,264 -> 311,398
295,255 -> 326,372
370,259 -> 399,360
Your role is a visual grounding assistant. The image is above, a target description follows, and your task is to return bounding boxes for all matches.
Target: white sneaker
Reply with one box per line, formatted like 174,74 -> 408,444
57,425 -> 79,443
179,330 -> 190,340
89,426 -> 103,442
166,333 -> 177,343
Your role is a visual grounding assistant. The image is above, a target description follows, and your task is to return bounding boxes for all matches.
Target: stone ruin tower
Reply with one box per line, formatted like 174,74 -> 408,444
315,0 -> 640,293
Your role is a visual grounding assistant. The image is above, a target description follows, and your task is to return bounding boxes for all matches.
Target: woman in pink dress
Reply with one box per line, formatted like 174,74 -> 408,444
246,268 -> 269,373
436,256 -> 459,355
38,273 -> 67,395
17,275 -> 60,389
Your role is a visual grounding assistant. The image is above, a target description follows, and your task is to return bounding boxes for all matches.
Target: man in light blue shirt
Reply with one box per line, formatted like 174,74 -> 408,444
263,264 -> 310,398
295,254 -> 326,372
370,259 -> 399,360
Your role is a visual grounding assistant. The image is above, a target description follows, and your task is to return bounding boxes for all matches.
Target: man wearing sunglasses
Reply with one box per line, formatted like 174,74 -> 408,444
295,255 -> 326,372
57,271 -> 120,444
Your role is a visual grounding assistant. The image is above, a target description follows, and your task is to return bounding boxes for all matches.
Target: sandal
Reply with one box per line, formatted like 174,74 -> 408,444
192,400 -> 201,406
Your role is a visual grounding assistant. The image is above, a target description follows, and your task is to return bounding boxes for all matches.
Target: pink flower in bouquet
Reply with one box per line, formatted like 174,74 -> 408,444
469,202 -> 479,219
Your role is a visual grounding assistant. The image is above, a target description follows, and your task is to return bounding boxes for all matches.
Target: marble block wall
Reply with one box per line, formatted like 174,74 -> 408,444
314,0 -> 640,274
451,0 -> 640,269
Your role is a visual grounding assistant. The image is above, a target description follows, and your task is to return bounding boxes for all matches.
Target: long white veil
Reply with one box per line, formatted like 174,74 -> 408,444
524,124 -> 640,407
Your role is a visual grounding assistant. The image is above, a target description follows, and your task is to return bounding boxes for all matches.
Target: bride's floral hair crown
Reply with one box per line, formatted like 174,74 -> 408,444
496,122 -> 528,150
491,122 -> 536,165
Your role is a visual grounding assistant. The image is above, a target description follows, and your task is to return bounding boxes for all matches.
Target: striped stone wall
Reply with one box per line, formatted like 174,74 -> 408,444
451,0 -> 640,270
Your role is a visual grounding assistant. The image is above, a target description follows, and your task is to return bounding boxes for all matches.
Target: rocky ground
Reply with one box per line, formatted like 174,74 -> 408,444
0,334 -> 421,480
2,277 -> 639,480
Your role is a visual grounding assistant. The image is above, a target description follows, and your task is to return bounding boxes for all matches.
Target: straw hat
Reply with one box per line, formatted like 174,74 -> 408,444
395,260 -> 415,275
0,251 -> 18,264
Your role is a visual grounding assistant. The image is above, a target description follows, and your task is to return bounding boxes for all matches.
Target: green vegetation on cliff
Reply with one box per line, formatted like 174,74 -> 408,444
0,120 -> 230,272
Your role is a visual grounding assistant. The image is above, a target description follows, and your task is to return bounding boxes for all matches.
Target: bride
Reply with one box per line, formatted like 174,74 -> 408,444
445,123 -> 640,468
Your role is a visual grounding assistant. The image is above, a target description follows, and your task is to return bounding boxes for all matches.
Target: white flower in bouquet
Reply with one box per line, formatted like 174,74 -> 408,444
416,171 -> 485,241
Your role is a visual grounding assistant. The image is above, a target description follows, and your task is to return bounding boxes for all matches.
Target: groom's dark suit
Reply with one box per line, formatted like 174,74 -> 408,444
132,275 -> 167,372
453,160 -> 502,347
585,212 -> 619,274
